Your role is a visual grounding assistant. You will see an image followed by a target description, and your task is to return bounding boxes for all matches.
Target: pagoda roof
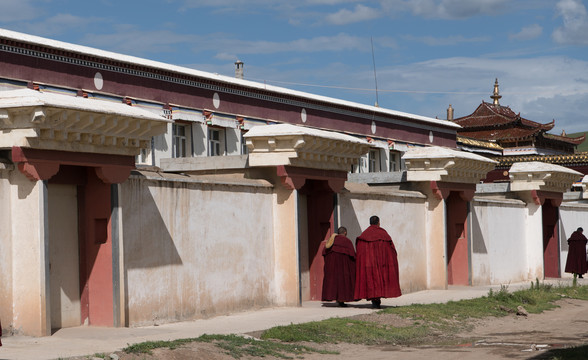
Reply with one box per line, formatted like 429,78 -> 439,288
544,132 -> 586,145
453,101 -> 554,131
453,101 -> 585,146
459,127 -> 585,145
459,126 -> 543,142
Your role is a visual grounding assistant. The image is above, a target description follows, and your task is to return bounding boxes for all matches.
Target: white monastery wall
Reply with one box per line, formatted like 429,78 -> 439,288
0,171 -> 13,333
3,171 -> 48,336
119,175 -> 274,326
471,198 -> 527,285
525,202 -> 545,281
559,202 -> 588,278
338,187 -> 428,294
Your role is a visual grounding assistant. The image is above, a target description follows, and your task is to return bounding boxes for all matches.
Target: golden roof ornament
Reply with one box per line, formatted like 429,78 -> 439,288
491,78 -> 502,106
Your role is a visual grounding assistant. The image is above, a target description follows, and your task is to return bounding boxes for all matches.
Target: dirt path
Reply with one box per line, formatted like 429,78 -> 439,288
75,298 -> 588,360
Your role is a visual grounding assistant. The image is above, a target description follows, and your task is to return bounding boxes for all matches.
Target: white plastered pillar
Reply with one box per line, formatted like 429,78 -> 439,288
8,170 -> 51,336
403,146 -> 497,289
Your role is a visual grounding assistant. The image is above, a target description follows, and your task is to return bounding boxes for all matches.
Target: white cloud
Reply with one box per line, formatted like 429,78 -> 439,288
381,0 -> 509,19
509,24 -> 543,41
81,27 -> 200,56
368,56 -> 588,132
552,0 -> 588,45
325,4 -> 382,25
200,33 -> 370,56
0,0 -> 40,22
26,14 -> 102,37
402,34 -> 491,46
80,27 -> 371,59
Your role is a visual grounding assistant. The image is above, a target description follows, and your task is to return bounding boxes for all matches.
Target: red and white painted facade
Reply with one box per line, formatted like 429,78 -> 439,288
0,28 -> 586,338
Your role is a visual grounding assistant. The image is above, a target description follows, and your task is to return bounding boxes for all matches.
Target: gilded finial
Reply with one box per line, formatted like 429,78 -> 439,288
491,78 -> 501,106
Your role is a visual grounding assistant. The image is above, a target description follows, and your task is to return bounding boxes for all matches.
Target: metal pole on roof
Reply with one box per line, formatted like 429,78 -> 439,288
371,37 -> 380,108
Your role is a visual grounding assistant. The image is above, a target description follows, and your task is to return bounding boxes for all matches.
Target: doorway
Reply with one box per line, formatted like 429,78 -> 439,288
304,180 -> 335,300
542,199 -> 560,278
446,192 -> 469,286
48,183 -> 81,330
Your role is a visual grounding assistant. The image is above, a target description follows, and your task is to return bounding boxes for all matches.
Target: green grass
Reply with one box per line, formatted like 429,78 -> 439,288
123,334 -> 336,359
119,283 -> 588,358
197,334 -> 337,359
261,317 -> 429,345
262,283 -> 588,347
124,337 -> 200,353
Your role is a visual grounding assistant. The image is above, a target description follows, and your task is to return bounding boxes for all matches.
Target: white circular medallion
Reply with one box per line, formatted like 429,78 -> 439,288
429,131 -> 434,143
371,121 -> 376,134
213,92 -> 220,109
301,108 -> 307,123
94,72 -> 103,90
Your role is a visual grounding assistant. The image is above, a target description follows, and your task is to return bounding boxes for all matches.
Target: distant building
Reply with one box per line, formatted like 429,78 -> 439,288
451,79 -> 587,181
453,79 -> 585,157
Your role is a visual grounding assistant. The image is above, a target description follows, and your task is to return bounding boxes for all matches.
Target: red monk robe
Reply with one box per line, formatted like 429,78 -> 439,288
565,228 -> 588,277
354,224 -> 401,301
322,234 -> 356,303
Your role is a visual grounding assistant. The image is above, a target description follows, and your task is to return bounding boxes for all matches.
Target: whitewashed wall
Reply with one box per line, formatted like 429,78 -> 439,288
0,170 -> 48,336
338,186 -> 428,293
559,202 -> 588,278
0,172 -> 12,334
120,174 -> 274,326
470,198 -> 527,285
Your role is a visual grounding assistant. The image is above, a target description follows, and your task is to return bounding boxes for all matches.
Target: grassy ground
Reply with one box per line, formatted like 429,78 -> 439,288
120,281 -> 588,359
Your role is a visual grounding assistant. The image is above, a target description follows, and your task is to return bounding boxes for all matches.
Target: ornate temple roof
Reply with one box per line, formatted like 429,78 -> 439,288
452,80 -> 585,147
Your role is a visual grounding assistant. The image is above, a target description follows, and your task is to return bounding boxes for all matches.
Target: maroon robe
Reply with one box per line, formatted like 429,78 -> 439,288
354,225 -> 401,300
322,235 -> 356,302
565,230 -> 588,275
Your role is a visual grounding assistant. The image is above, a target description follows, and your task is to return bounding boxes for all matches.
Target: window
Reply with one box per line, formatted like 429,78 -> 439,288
388,150 -> 405,171
208,128 -> 222,156
172,124 -> 187,158
389,150 -> 400,171
368,149 -> 379,172
241,131 -> 248,155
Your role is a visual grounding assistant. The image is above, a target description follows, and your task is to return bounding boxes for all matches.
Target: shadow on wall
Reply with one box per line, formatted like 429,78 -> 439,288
471,206 -> 488,254
121,179 -> 182,270
121,177 -> 183,325
7,169 -> 36,199
561,226 -> 568,251
338,194 -> 363,248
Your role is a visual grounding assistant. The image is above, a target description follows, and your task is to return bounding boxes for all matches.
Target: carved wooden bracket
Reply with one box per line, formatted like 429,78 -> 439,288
430,181 -> 476,201
277,165 -> 347,192
12,146 -> 134,184
531,190 -> 563,207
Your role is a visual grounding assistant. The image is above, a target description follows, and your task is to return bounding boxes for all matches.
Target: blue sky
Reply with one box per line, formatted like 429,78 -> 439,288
1,0 -> 588,133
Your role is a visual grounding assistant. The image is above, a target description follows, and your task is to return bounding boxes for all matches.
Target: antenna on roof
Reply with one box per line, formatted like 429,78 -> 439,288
371,37 -> 379,107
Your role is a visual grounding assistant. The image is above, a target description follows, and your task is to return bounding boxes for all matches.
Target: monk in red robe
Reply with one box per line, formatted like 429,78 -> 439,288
354,215 -> 401,308
322,226 -> 356,307
565,227 -> 588,278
